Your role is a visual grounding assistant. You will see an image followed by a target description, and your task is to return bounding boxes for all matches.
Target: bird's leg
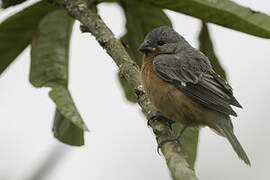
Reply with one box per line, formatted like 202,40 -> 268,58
157,125 -> 188,151
148,111 -> 175,130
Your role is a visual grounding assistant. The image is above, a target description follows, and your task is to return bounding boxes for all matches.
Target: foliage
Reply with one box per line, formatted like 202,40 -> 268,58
0,1 -> 57,74
199,22 -> 226,79
1,0 -> 269,177
139,0 -> 270,38
30,9 -> 87,145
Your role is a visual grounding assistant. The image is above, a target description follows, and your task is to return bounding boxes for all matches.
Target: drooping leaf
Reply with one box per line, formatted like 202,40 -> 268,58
140,0 -> 270,39
118,0 -> 172,103
49,85 -> 88,131
0,1 -> 57,75
1,0 -> 27,8
53,110 -> 84,146
30,10 -> 88,146
199,22 -> 226,79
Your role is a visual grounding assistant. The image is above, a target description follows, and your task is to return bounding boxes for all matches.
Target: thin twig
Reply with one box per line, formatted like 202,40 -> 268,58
52,0 -> 197,179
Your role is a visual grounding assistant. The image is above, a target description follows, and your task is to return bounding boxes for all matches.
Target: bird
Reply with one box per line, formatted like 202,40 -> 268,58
139,26 -> 250,165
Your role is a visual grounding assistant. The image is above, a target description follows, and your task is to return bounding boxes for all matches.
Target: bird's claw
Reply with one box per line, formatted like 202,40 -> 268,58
156,135 -> 182,154
156,125 -> 188,154
148,113 -> 174,129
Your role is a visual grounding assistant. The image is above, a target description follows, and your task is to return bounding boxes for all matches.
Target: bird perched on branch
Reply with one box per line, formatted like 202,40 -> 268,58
139,26 -> 250,165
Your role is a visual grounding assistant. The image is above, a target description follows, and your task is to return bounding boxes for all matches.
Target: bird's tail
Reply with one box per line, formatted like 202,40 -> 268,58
216,123 -> 251,166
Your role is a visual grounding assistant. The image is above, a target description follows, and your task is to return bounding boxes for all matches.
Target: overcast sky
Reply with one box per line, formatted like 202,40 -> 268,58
0,0 -> 270,180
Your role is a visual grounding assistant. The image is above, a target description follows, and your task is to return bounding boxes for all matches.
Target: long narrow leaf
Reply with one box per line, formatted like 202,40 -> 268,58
199,22 -> 226,79
30,9 -> 87,145
140,0 -> 270,39
0,1 -> 57,75
53,110 -> 84,146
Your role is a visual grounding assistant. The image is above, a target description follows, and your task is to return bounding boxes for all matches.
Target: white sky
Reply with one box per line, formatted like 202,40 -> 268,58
0,1 -> 270,180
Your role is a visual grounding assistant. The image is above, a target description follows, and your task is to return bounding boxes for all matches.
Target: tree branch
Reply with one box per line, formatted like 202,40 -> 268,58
53,0 -> 197,179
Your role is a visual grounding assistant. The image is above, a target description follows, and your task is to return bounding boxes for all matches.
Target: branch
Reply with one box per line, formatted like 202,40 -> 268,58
53,0 -> 197,179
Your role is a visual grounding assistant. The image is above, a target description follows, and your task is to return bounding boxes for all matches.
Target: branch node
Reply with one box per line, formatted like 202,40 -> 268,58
80,24 -> 91,33
134,85 -> 144,96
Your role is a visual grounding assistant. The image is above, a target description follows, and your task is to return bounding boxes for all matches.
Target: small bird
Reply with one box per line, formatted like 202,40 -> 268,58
139,26 -> 250,165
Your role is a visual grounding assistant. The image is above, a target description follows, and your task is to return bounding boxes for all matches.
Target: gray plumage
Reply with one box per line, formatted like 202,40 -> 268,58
140,26 -> 250,165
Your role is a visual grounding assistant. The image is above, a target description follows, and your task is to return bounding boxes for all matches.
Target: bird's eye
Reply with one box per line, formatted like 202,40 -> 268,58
157,40 -> 165,46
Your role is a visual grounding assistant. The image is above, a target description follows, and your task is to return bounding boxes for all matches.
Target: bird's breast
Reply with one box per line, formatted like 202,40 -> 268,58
141,56 -> 205,125
141,59 -> 168,103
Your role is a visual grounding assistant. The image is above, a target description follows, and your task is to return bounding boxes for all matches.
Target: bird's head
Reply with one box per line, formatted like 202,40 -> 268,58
138,26 -> 186,55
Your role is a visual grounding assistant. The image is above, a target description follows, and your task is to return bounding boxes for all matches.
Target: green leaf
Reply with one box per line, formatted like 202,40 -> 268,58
53,109 -> 84,146
172,123 -> 199,169
30,9 -> 88,135
1,0 -> 27,8
118,71 -> 137,103
120,0 -> 172,67
199,22 -> 226,79
140,0 -> 270,39
118,0 -> 172,103
0,1 -> 57,75
49,85 -> 88,131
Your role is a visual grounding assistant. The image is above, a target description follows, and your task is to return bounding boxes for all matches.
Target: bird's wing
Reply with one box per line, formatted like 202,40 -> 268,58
153,53 -> 242,117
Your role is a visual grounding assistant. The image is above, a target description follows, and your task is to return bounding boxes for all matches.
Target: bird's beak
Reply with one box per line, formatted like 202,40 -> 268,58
139,41 -> 155,53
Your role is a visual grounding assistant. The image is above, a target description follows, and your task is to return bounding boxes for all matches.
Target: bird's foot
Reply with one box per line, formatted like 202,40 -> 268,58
148,112 -> 174,129
157,133 -> 182,153
157,125 -> 188,154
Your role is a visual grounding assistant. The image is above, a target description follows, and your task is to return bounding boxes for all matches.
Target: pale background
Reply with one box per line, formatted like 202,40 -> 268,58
0,0 -> 270,179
